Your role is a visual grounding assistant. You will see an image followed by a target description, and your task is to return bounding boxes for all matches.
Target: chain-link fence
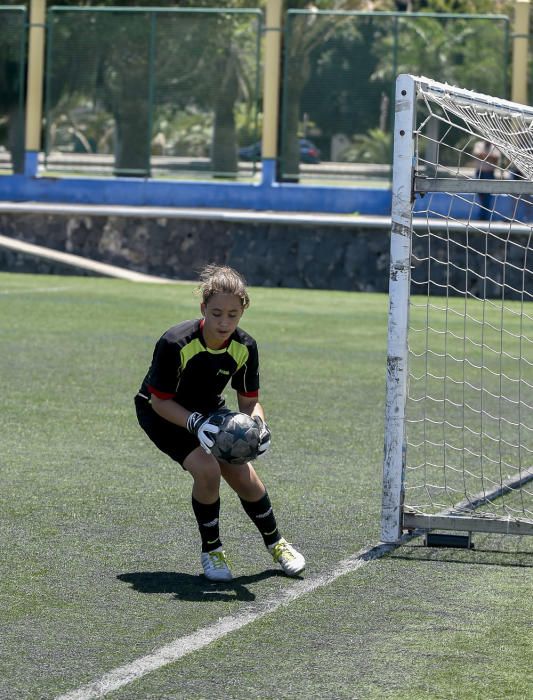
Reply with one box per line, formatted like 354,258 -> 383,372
281,10 -> 510,184
33,6 -> 521,184
0,6 -> 26,174
45,7 -> 262,178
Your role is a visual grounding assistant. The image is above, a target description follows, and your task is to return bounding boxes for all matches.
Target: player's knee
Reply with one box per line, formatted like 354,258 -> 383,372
195,468 -> 220,494
185,450 -> 221,491
221,461 -> 264,491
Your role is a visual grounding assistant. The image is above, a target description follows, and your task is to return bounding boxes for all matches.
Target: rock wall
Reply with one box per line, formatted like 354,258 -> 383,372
1,212 -> 527,298
0,213 -> 391,292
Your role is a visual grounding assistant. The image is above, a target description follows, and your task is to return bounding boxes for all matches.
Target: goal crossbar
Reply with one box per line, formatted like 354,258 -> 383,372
412,74 -> 533,118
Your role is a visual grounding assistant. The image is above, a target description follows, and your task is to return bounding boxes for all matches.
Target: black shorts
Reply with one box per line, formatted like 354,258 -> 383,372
135,394 -> 199,468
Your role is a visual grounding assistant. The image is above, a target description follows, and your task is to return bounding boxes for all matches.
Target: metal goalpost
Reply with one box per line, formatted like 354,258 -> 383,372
381,74 -> 533,543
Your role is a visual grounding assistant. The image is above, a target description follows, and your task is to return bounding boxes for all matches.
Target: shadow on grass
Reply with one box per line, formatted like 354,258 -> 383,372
391,543 -> 533,568
117,569 -> 284,602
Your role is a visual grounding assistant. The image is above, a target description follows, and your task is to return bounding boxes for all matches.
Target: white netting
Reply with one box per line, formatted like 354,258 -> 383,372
404,79 -> 533,525
416,79 -> 533,181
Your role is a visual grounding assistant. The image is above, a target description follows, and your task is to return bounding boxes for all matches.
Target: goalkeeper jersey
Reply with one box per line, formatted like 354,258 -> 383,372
139,319 -> 260,414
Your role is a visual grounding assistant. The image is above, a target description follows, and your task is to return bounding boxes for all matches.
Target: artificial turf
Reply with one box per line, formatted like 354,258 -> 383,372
1,272 -> 531,699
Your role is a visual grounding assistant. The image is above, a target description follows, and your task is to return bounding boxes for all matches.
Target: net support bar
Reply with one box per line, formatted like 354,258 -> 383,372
415,177 -> 533,195
404,465 -> 533,536
403,514 -> 533,536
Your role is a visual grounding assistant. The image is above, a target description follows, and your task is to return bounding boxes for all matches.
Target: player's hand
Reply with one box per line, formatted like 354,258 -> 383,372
253,415 -> 271,457
186,412 -> 220,453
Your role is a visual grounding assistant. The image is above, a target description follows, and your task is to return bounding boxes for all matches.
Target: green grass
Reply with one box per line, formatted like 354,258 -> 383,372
1,272 -> 532,699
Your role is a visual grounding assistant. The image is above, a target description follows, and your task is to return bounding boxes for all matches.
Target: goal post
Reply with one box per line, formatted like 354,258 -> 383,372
381,74 -> 533,543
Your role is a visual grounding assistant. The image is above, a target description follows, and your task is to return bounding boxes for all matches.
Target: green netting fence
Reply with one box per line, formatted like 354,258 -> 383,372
10,6 -> 522,183
44,7 -> 262,178
0,6 -> 27,174
281,10 -> 510,183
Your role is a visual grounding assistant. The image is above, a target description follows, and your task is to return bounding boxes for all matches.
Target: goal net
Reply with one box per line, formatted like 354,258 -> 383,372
381,74 -> 533,542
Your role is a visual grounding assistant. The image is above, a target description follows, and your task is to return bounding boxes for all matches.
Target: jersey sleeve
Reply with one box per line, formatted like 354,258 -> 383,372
146,336 -> 180,398
231,340 -> 260,397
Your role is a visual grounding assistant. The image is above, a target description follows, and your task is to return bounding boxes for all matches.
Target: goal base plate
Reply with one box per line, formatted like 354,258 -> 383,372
424,532 -> 474,549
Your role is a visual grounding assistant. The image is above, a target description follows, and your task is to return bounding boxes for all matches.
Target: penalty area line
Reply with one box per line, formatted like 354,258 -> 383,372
55,537 -> 412,700
0,285 -> 73,295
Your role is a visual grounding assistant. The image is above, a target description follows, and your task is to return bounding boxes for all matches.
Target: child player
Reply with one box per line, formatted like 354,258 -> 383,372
135,264 -> 305,581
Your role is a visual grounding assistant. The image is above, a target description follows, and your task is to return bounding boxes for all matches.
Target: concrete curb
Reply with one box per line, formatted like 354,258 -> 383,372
0,233 -> 179,284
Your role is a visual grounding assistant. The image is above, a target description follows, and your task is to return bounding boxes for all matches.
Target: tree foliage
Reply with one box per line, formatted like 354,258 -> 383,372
283,0 -> 514,173
44,3 -> 262,174
0,0 -> 519,175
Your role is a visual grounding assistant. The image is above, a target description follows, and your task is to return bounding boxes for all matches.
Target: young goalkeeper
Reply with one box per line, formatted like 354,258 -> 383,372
135,264 -> 305,582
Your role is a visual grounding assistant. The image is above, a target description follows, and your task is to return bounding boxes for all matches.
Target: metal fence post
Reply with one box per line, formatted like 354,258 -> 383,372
512,0 -> 530,104
24,0 -> 46,176
261,0 -> 282,186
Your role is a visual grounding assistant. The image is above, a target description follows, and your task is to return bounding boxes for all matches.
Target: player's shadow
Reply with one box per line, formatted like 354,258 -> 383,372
117,569 -> 284,602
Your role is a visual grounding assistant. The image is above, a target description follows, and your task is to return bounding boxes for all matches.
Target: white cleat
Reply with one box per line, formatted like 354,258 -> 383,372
201,546 -> 233,582
268,538 -> 306,577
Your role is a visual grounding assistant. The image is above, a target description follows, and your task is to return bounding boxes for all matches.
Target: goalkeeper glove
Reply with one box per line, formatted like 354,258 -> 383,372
186,412 -> 220,453
253,415 -> 271,457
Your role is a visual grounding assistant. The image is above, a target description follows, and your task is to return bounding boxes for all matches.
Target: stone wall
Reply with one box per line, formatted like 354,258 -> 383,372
2,212 -> 527,298
0,212 -> 391,292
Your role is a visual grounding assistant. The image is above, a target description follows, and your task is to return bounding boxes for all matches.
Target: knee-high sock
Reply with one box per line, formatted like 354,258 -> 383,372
192,496 -> 222,553
240,492 -> 280,547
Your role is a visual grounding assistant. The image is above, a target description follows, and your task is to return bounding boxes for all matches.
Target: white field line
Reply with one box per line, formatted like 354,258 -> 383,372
55,537 -> 412,700
0,286 -> 72,295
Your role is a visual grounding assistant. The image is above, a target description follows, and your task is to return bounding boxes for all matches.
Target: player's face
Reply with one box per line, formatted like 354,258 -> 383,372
201,293 -> 244,349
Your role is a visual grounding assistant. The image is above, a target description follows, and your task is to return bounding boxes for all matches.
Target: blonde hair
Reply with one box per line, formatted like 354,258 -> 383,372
196,264 -> 250,309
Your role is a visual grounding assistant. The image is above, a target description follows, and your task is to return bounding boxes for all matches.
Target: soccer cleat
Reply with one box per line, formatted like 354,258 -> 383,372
201,546 -> 233,582
268,538 -> 305,577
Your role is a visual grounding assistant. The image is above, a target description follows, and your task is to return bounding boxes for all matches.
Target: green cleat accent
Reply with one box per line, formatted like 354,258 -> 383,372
268,538 -> 305,576
201,547 -> 232,581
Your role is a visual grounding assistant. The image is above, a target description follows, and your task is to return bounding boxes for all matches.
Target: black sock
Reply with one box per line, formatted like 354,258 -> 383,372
191,496 -> 222,552
240,492 -> 280,547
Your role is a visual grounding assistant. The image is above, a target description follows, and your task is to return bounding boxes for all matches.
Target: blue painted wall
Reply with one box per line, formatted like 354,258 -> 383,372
0,168 -> 392,216
1,158 -> 530,222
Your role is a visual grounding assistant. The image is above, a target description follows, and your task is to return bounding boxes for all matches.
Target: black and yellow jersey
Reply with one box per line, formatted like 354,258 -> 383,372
139,319 -> 260,414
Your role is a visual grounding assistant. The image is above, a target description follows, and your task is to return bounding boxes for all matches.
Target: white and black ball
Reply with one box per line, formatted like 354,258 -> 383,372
210,410 -> 261,464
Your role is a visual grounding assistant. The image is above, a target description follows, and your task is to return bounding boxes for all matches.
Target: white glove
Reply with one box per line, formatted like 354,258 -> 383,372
253,416 -> 271,457
186,412 -> 220,453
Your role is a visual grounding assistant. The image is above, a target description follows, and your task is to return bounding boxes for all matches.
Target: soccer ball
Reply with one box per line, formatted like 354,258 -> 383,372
210,410 -> 261,464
